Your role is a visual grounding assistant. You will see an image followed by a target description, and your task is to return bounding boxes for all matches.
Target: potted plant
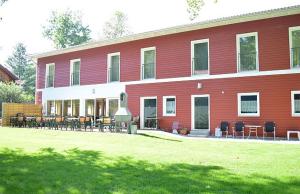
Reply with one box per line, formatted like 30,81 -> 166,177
130,116 -> 139,134
179,127 -> 189,135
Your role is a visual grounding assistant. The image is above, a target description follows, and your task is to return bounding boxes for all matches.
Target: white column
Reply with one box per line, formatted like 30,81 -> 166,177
80,98 -> 85,116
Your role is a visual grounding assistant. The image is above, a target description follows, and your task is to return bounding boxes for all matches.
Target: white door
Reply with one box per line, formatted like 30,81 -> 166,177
191,95 -> 210,130
140,97 -> 157,129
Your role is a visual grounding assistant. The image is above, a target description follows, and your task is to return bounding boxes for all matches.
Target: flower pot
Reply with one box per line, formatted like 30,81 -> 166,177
179,129 -> 188,135
130,124 -> 137,134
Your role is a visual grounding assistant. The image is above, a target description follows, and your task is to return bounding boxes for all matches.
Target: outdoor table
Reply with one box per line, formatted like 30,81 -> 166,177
245,125 -> 262,139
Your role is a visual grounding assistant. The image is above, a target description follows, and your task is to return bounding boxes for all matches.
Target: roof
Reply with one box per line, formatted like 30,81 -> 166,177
32,5 -> 300,59
0,64 -> 18,81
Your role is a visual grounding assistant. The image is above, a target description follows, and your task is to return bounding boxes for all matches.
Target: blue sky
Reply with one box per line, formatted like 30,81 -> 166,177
0,0 -> 300,64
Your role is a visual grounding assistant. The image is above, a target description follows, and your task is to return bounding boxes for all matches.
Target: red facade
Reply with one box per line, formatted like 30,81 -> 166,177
36,13 -> 300,137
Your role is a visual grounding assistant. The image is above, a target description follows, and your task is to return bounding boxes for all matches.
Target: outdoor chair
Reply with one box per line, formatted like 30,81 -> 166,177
17,116 -> 25,127
84,116 -> 93,131
171,121 -> 180,134
263,121 -> 276,140
98,117 -> 115,132
54,117 -> 65,130
232,121 -> 245,139
34,116 -> 44,129
220,121 -> 230,138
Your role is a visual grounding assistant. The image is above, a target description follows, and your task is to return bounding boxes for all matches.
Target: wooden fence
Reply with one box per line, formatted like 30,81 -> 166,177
1,103 -> 42,126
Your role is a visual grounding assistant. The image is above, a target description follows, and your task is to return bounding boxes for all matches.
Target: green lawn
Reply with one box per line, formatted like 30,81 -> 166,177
0,127 -> 299,194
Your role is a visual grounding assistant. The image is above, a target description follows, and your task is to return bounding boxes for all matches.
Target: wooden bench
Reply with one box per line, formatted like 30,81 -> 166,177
287,130 -> 300,141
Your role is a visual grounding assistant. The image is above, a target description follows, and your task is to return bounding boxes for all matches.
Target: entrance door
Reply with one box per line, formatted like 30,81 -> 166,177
140,97 -> 157,129
192,95 -> 210,130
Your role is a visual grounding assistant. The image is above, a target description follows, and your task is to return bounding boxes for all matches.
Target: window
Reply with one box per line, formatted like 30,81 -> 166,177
63,100 -> 72,116
47,100 -> 55,116
72,99 -> 80,117
108,99 -> 119,117
85,99 -> 95,116
141,47 -> 156,79
289,26 -> 300,68
70,59 -> 80,86
191,39 -> 209,75
237,32 -> 259,72
163,96 -> 176,116
107,52 -> 120,82
291,91 -> 300,116
45,63 -> 55,88
238,92 -> 260,117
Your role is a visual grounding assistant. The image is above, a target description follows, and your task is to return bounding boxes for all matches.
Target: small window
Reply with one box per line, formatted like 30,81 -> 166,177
70,59 -> 80,86
238,92 -> 260,117
107,52 -> 120,82
163,96 -> 176,116
45,63 -> 55,88
191,39 -> 209,75
292,91 -> 300,116
47,100 -> 55,116
289,27 -> 300,68
141,47 -> 156,80
237,32 -> 259,72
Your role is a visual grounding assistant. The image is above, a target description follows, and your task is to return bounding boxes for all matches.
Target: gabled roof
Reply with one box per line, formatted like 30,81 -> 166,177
0,64 -> 19,81
31,5 -> 300,59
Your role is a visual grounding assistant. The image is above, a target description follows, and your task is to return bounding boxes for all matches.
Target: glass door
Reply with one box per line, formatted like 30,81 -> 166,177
143,98 -> 157,129
192,95 -> 209,130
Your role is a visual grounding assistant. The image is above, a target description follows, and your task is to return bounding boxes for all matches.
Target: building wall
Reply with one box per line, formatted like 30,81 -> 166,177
126,73 -> 300,137
0,69 -> 14,82
36,14 -> 300,90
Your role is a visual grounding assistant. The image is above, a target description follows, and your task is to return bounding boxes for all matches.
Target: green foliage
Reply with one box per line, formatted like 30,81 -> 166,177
187,0 -> 218,21
103,11 -> 131,39
43,10 -> 91,49
0,82 -> 33,103
6,43 -> 36,97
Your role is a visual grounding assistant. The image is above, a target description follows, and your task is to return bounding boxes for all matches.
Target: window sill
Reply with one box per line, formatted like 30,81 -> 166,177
163,114 -> 176,117
238,114 -> 260,117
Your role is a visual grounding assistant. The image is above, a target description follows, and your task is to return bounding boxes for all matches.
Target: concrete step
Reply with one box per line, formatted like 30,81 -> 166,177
188,129 -> 210,137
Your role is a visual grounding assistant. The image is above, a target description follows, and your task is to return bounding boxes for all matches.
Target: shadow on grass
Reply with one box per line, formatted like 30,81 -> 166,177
0,148 -> 299,194
138,133 -> 182,142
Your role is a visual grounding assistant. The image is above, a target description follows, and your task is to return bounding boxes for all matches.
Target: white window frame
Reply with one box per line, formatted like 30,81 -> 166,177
163,96 -> 176,116
191,94 -> 210,131
191,38 -> 210,76
236,32 -> 259,72
105,97 -> 120,117
289,26 -> 300,69
141,47 -> 156,80
291,91 -> 300,117
45,63 -> 55,88
70,59 -> 81,86
238,92 -> 260,117
107,52 -> 120,83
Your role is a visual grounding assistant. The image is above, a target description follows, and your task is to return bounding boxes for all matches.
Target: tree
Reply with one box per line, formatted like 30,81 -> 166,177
0,0 -> 7,6
187,0 -> 217,21
42,10 -> 91,49
103,11 -> 131,39
0,82 -> 33,104
6,43 -> 36,97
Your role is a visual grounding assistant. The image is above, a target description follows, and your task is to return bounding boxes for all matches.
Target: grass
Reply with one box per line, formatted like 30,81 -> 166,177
0,127 -> 300,194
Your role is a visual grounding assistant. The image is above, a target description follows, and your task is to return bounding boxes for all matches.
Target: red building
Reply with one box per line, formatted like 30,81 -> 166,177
33,6 -> 300,137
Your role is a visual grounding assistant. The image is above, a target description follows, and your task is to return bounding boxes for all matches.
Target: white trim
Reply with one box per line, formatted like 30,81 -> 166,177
31,6 -> 300,59
70,58 -> 81,86
36,68 -> 300,92
191,39 -> 210,76
289,26 -> 300,69
163,96 -> 176,117
237,92 -> 260,117
140,47 -> 156,80
45,63 -> 55,88
191,94 -> 210,131
236,32 -> 259,72
291,91 -> 300,117
107,52 -> 121,83
140,96 -> 157,129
